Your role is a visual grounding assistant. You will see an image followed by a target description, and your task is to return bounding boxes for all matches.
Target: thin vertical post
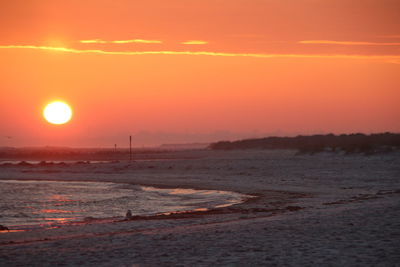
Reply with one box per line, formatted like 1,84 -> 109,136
129,135 -> 132,161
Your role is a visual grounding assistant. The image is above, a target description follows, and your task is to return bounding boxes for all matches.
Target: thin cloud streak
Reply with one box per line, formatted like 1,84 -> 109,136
181,40 -> 208,45
300,40 -> 400,46
1,45 -> 399,63
80,39 -> 162,44
80,39 -> 107,44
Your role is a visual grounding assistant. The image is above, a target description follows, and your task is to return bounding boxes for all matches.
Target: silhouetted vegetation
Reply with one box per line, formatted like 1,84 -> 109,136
210,133 -> 400,155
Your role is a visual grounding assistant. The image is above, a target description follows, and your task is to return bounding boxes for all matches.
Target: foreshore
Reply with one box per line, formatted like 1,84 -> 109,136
0,150 -> 399,266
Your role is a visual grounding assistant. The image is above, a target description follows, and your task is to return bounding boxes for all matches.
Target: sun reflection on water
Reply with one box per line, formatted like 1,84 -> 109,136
40,209 -> 75,214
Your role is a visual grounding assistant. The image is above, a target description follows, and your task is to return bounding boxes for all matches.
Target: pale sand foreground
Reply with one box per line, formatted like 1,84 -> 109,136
0,150 -> 399,266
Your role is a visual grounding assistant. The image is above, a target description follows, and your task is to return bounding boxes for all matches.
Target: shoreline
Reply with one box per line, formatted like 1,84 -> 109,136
0,178 -> 258,230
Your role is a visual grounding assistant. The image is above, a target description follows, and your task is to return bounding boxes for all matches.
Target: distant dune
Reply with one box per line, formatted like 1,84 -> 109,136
210,133 -> 400,155
158,143 -> 210,150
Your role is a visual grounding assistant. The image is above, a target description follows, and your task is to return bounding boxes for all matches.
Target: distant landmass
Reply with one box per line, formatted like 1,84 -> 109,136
0,143 -> 209,161
159,143 -> 210,150
210,133 -> 400,155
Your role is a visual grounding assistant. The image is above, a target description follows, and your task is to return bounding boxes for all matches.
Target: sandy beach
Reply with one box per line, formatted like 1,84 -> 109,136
0,150 -> 399,266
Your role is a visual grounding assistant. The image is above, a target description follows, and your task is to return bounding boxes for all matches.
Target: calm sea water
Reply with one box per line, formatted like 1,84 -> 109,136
0,180 -> 247,229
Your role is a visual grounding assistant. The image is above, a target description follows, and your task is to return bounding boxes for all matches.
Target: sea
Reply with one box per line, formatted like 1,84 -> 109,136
0,179 -> 247,230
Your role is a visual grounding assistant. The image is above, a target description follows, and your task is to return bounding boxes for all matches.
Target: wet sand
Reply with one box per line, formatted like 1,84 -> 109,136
0,150 -> 399,266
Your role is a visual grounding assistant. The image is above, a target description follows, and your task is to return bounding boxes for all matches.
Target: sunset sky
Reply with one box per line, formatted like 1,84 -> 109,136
1,0 -> 399,147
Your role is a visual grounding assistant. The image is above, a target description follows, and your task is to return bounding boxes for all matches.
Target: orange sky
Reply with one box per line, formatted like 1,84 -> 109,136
1,0 -> 399,147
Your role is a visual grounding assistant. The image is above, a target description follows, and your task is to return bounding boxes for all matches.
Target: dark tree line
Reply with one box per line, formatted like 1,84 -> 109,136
209,133 -> 400,155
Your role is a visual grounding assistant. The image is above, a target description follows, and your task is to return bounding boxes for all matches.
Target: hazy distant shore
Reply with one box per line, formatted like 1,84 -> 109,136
2,133 -> 399,164
0,146 -> 206,161
1,150 -> 399,266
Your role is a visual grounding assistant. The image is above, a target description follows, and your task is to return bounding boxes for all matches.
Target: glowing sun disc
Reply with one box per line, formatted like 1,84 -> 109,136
43,101 -> 73,125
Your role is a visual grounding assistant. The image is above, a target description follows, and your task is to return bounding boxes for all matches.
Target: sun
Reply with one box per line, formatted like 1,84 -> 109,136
43,101 -> 73,125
